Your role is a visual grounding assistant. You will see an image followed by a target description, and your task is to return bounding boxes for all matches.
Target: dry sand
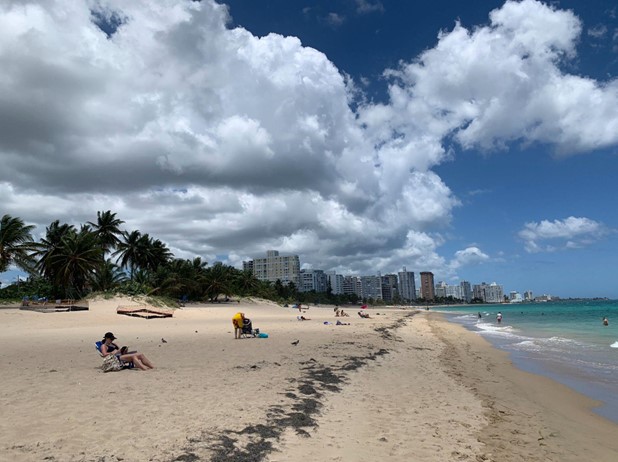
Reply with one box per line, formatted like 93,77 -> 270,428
0,297 -> 617,461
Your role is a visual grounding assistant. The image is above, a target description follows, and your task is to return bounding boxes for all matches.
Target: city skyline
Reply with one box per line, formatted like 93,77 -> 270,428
245,249 -> 535,302
2,1 -> 618,298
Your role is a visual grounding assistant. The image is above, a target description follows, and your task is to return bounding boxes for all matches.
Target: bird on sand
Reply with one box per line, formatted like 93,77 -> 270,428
291,340 -> 299,346
161,338 -> 168,343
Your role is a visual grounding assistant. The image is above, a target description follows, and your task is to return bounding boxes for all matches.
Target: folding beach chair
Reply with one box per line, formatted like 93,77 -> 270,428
95,341 -> 134,369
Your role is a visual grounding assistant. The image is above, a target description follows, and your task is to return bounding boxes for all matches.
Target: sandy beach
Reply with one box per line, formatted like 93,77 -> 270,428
1,297 -> 617,462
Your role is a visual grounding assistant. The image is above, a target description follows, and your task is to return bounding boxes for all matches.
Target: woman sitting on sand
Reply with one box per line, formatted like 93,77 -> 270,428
100,332 -> 154,371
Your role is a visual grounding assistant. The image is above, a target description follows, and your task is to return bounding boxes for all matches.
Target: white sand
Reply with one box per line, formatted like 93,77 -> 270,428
1,298 -> 617,461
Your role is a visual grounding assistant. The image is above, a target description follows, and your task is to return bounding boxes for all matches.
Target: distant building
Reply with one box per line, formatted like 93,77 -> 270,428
325,271 -> 344,295
524,290 -> 533,301
381,274 -> 399,303
398,267 -> 416,302
473,282 -> 504,303
299,269 -> 327,293
435,281 -> 448,298
435,281 -> 463,300
420,272 -> 435,300
244,250 -> 300,286
535,294 -> 552,302
509,291 -> 523,303
460,281 -> 472,303
343,275 -> 362,297
360,275 -> 383,300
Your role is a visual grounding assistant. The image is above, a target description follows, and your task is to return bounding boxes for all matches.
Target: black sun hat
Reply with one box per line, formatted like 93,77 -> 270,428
103,332 -> 117,340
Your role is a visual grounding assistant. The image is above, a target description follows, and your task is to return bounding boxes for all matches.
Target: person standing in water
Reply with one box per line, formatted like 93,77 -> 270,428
603,317 -> 609,326
496,312 -> 503,324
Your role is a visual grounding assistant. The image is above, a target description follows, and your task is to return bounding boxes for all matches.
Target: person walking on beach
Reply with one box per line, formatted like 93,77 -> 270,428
496,312 -> 502,324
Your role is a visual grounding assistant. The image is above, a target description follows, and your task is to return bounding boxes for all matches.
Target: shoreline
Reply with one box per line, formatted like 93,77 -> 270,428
1,300 -> 617,460
428,312 -> 618,461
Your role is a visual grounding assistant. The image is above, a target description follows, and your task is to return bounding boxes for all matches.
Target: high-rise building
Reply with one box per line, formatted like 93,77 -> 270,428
473,282 -> 504,303
360,275 -> 383,300
299,269 -> 327,293
245,250 -> 300,286
435,281 -> 448,298
460,281 -> 472,303
435,281 -> 463,300
420,272 -> 435,300
343,275 -> 362,297
325,271 -> 344,295
397,267 -> 416,302
381,274 -> 398,303
485,282 -> 504,303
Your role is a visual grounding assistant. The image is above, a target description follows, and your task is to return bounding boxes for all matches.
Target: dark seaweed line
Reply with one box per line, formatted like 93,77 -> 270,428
170,312 -> 416,462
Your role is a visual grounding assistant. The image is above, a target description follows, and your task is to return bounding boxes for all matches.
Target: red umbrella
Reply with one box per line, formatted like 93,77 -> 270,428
361,304 -> 367,309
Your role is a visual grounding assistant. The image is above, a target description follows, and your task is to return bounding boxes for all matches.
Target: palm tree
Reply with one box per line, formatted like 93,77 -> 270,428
145,238 -> 172,272
33,220 -> 76,285
47,227 -> 102,298
233,268 -> 261,296
114,230 -> 143,279
114,231 -> 172,279
202,262 -> 234,302
0,214 -> 35,273
90,259 -> 127,292
88,210 -> 125,255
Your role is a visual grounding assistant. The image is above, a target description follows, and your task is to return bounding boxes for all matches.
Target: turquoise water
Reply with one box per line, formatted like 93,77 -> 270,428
435,300 -> 618,423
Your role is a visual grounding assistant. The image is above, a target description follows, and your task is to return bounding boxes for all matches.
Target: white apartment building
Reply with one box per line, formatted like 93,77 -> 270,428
460,281 -> 472,303
435,281 -> 463,300
326,271 -> 344,295
360,275 -> 383,300
473,282 -> 504,303
299,269 -> 328,293
245,250 -> 300,286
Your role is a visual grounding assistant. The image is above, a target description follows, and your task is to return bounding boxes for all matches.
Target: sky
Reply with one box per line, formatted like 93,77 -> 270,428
1,0 -> 618,298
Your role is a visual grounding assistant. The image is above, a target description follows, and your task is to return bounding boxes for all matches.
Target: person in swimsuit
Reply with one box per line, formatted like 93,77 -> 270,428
100,332 -> 154,371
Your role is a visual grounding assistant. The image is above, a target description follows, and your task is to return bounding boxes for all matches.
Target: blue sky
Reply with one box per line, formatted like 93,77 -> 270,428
1,0 -> 618,298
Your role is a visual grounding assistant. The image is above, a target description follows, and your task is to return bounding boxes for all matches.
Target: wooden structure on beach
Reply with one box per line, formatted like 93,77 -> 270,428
20,299 -> 89,313
116,305 -> 174,319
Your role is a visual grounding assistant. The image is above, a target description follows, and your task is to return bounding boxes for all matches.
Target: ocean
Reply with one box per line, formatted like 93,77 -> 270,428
435,300 -> 618,423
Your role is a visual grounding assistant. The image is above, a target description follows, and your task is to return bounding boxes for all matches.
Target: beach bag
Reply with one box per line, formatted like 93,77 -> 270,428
102,354 -> 123,372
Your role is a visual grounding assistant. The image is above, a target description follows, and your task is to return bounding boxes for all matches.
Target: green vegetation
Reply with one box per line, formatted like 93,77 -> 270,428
0,211 -> 273,303
1,211 -> 469,307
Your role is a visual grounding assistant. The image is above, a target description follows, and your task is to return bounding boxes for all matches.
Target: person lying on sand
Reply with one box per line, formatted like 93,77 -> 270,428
100,332 -> 154,371
358,311 -> 371,319
297,315 -> 311,321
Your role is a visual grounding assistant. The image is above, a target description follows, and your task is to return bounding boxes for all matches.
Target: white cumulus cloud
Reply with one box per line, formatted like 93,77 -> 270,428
0,0 -> 617,280
518,216 -> 610,253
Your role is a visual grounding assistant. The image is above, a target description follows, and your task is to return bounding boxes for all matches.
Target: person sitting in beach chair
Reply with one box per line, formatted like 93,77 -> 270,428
98,332 -> 154,371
